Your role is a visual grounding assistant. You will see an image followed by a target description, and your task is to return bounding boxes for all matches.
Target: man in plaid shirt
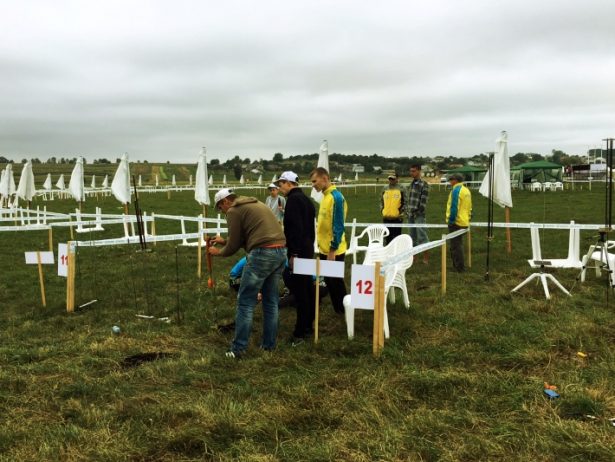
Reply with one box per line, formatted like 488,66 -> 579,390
406,164 -> 430,264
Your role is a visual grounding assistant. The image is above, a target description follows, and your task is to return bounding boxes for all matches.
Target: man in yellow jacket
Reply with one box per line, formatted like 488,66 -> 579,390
311,167 -> 348,314
446,173 -> 472,272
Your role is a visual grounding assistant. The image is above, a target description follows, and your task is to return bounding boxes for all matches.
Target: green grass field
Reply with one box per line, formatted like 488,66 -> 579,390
1,184 -> 615,461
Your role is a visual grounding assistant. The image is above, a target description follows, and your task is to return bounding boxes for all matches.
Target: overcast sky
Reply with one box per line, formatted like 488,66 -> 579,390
1,0 -> 614,162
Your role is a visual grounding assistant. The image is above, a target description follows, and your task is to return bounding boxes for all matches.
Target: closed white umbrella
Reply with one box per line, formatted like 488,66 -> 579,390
91,175 -> 96,189
155,174 -> 159,187
138,175 -> 142,187
222,174 -> 227,186
0,169 -> 6,204
194,147 -> 210,206
355,172 -> 359,182
111,153 -> 131,208
257,174 -> 263,185
311,139 -> 329,203
5,164 -> 16,196
43,173 -> 52,191
189,174 -> 193,186
68,157 -> 85,204
239,174 -> 245,185
208,174 -> 213,186
102,174 -> 109,188
271,174 -> 278,183
172,174 -> 176,186
55,173 -> 65,190
0,167 -> 10,204
16,160 -> 36,203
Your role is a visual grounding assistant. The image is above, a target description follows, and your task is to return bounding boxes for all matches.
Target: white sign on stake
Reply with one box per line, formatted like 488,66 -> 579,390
350,264 -> 376,309
58,243 -> 68,277
293,257 -> 345,278
25,251 -> 55,265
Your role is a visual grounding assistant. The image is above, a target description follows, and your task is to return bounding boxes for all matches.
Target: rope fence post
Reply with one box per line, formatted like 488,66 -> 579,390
441,234 -> 447,295
467,228 -> 472,269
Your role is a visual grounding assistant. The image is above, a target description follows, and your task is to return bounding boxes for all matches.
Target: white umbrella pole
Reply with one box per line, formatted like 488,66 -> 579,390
505,206 -> 512,254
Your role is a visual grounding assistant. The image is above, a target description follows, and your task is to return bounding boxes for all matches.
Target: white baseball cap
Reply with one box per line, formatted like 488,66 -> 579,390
214,188 -> 234,206
268,183 -> 278,189
275,171 -> 299,185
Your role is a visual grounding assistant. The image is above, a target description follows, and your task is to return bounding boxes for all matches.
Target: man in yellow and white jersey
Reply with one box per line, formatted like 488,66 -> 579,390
381,173 -> 405,245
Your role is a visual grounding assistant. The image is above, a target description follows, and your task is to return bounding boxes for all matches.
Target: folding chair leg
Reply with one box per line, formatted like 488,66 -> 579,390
345,306 -> 355,339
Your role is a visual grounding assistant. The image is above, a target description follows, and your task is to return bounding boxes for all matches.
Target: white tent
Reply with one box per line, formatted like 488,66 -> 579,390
222,174 -> 227,186
68,157 -> 85,202
257,174 -> 263,185
111,153 -> 131,204
91,175 -> 96,189
311,139 -> 330,203
102,175 -> 109,188
194,147 -> 210,206
172,174 -> 176,186
16,160 -> 36,202
239,174 -> 245,185
56,174 -> 65,190
208,174 -> 213,186
43,173 -> 52,191
479,131 -> 513,208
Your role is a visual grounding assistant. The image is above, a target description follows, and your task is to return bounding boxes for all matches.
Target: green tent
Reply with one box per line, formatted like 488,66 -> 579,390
515,160 -> 563,188
447,165 -> 487,183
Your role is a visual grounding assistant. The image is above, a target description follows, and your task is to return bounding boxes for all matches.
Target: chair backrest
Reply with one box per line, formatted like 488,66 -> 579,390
529,223 -> 542,261
364,225 -> 389,245
566,220 -> 580,262
363,245 -> 390,265
532,182 -> 542,191
388,234 -> 414,270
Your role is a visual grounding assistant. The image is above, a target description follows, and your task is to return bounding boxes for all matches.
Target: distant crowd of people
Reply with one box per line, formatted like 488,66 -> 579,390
207,166 -> 471,358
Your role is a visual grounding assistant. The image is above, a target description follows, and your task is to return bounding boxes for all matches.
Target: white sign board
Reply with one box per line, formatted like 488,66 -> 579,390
58,243 -> 68,277
25,251 -> 55,265
293,257 -> 345,278
350,264 -> 376,309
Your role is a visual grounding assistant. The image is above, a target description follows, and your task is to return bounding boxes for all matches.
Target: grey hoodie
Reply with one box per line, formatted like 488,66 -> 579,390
219,196 -> 286,257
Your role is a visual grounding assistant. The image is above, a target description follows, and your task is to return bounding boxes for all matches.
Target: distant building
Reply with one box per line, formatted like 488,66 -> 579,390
352,164 -> 365,173
372,166 -> 382,173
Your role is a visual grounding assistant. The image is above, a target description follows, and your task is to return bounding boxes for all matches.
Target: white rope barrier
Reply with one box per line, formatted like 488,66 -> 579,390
74,228 -> 227,247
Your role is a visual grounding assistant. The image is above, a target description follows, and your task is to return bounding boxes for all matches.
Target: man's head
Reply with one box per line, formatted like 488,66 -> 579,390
448,173 -> 464,186
214,188 -> 237,213
268,183 -> 279,196
310,167 -> 330,193
410,164 -> 422,180
275,171 -> 299,196
388,173 -> 399,185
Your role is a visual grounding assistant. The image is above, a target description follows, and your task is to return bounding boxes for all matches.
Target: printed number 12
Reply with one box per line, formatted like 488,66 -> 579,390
356,279 -> 373,295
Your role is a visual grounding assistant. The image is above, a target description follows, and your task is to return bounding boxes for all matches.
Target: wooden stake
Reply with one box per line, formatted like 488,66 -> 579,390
37,251 -> 47,307
314,256 -> 320,344
203,205 -> 208,238
151,214 -> 157,246
66,242 -> 76,312
372,262 -> 382,356
441,234 -> 447,295
69,215 -> 74,240
467,228 -> 472,268
124,203 -> 129,215
505,206 -> 512,254
197,231 -> 202,278
48,228 -> 53,252
377,264 -> 385,352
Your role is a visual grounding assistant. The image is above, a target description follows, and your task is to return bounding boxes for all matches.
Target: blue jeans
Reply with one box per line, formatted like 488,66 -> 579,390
408,214 -> 429,245
232,247 -> 287,353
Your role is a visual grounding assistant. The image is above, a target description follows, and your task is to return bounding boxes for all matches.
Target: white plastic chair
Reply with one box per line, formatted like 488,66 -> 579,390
580,240 -> 615,286
347,224 -> 390,264
386,234 -> 414,308
543,181 -> 553,191
531,182 -> 542,192
554,181 -> 564,191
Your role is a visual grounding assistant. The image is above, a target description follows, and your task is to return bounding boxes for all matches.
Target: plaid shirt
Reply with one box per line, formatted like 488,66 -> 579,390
406,178 -> 430,217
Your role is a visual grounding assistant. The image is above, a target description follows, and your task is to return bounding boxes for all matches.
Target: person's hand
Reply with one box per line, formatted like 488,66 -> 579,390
208,246 -> 221,256
327,250 -> 336,261
211,236 -> 225,245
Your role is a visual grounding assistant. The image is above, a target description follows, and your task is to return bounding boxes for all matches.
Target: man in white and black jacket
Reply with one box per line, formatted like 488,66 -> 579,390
276,171 -> 316,343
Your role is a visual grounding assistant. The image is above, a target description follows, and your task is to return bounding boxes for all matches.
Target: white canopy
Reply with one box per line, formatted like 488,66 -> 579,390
90,175 -> 96,189
43,173 -> 52,191
102,174 -> 109,188
311,139 -> 329,203
111,153 -> 131,204
194,147 -> 210,206
16,160 -> 36,202
56,173 -> 65,190
479,131 -> 513,208
68,157 -> 85,202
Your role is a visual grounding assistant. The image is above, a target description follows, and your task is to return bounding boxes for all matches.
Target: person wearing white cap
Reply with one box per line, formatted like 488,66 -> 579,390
208,188 -> 287,358
276,171 -> 316,343
265,183 -> 285,222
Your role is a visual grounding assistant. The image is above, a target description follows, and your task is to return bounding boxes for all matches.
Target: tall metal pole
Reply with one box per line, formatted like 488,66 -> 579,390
485,154 -> 495,281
